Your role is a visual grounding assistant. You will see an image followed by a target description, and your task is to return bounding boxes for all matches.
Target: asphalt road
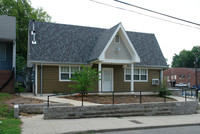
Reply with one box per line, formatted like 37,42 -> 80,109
96,125 -> 200,134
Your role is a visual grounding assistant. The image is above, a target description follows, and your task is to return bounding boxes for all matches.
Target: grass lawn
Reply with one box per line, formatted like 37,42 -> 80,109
0,93 -> 21,134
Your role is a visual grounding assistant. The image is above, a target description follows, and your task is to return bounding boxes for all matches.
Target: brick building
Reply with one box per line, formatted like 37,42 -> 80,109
163,67 -> 200,88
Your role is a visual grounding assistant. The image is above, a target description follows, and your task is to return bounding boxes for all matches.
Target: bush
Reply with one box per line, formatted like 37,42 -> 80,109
157,81 -> 172,97
69,65 -> 100,95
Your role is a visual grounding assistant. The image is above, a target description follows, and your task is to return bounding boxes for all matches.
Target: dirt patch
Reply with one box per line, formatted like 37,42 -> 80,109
5,95 -> 45,107
62,95 -> 176,104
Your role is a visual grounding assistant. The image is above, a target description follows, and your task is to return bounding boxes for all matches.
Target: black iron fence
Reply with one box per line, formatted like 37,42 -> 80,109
47,89 -> 199,107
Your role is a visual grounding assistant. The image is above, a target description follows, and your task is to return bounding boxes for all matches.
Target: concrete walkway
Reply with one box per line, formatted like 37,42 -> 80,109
21,114 -> 200,134
19,93 -> 101,106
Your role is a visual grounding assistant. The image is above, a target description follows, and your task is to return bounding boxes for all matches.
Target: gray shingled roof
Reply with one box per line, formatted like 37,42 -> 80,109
28,21 -> 167,67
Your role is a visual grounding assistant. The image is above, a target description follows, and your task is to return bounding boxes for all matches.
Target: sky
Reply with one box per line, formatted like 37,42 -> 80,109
30,0 -> 200,66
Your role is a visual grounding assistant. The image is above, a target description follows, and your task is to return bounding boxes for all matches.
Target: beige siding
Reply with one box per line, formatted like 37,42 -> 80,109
37,65 -> 160,93
105,36 -> 131,60
37,65 -> 77,93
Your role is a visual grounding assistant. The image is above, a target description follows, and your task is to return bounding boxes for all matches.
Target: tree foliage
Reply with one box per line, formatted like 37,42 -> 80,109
171,46 -> 200,68
69,66 -> 101,94
0,0 -> 51,76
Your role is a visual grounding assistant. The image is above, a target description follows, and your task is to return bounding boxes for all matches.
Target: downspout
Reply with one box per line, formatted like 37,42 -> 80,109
41,63 -> 43,96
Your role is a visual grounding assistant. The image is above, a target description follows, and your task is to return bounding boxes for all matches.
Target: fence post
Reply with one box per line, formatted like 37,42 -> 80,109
185,90 -> 187,101
140,91 -> 142,103
112,91 -> 114,105
196,89 -> 198,100
47,96 -> 49,107
164,90 -> 166,103
82,91 -> 84,106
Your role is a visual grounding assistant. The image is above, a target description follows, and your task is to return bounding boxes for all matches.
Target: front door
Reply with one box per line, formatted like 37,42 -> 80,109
102,68 -> 113,92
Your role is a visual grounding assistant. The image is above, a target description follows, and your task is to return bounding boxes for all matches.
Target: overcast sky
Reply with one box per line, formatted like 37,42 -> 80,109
30,0 -> 200,66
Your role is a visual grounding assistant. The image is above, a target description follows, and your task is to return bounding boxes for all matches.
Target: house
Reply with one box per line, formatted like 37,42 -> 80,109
164,67 -> 200,88
0,16 -> 16,93
27,21 -> 167,95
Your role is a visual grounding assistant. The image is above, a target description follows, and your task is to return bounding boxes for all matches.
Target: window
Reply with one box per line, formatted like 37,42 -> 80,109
171,75 -> 173,80
59,66 -> 81,81
0,44 -> 6,60
114,34 -> 120,43
179,74 -> 181,79
182,75 -> 185,79
124,68 -> 148,82
174,75 -> 177,80
188,74 -> 191,79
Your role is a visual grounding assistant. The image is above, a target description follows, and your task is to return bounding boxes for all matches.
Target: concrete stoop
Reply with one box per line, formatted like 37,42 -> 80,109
196,104 -> 200,114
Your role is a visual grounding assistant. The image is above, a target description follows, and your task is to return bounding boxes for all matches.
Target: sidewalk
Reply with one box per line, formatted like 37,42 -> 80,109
20,93 -> 200,134
21,114 -> 200,134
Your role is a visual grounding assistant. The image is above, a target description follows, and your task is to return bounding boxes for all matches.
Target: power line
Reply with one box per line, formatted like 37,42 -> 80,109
89,0 -> 200,30
114,0 -> 200,27
90,0 -> 200,29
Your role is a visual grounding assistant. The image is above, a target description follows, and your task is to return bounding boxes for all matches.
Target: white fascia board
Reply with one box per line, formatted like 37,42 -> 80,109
119,24 -> 140,63
99,23 -> 140,63
102,59 -> 133,64
99,24 -> 121,60
30,61 -> 90,66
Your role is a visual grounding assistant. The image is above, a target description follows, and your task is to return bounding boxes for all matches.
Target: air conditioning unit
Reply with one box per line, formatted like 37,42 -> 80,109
152,79 -> 159,85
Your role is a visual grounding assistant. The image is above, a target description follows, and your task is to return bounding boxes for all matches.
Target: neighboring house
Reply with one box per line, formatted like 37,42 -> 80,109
163,67 -> 200,88
27,21 -> 167,95
0,16 -> 16,93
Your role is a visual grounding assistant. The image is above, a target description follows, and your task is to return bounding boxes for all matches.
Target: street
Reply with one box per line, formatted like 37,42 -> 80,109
96,125 -> 200,134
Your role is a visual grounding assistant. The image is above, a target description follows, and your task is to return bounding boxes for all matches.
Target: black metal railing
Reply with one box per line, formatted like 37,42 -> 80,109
47,89 -> 199,107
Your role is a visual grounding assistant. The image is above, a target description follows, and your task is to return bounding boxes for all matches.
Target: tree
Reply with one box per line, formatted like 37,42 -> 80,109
171,46 -> 200,68
69,66 -> 101,95
0,0 -> 51,76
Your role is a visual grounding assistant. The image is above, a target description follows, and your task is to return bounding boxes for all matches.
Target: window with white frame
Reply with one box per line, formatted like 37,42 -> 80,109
59,66 -> 81,81
0,44 -> 6,60
114,34 -> 120,43
124,68 -> 148,82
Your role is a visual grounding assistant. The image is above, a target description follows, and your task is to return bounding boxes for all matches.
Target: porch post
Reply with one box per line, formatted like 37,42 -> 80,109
35,64 -> 38,95
160,69 -> 163,84
98,62 -> 102,92
131,63 -> 134,92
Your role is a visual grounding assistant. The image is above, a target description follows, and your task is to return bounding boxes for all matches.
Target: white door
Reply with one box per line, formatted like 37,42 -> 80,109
102,68 -> 113,92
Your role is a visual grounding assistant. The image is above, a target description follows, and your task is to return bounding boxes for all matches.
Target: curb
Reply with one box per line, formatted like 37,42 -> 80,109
62,123 -> 200,134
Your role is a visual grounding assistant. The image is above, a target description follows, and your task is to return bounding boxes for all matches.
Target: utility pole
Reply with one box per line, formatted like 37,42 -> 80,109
195,57 -> 198,87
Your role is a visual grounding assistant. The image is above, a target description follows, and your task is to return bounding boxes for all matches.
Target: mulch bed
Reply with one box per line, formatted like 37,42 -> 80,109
62,95 -> 176,104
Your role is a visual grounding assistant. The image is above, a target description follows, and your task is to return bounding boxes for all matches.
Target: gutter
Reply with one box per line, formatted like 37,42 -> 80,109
40,63 -> 43,96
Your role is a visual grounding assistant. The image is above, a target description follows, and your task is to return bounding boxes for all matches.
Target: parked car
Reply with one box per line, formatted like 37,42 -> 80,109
175,83 -> 187,87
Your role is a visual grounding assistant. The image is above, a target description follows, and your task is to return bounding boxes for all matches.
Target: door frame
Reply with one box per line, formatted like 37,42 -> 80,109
102,68 -> 114,92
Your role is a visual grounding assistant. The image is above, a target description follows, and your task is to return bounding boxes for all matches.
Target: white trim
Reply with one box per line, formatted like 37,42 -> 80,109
160,69 -> 163,83
99,23 -> 140,63
35,64 -> 38,95
30,60 -> 90,65
59,65 -> 81,82
131,63 -> 134,92
102,59 -> 133,64
102,68 -> 114,92
0,44 -> 6,61
98,62 -> 102,92
124,68 -> 148,82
